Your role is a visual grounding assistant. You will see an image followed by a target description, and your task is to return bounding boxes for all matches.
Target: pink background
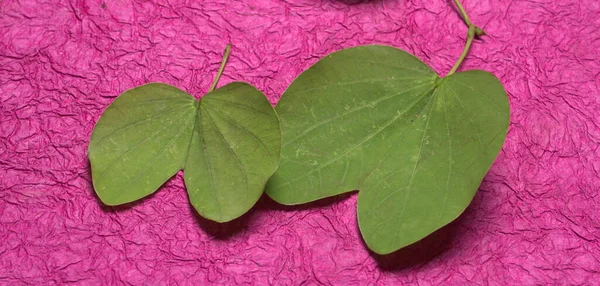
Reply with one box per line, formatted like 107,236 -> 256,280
1,0 -> 600,284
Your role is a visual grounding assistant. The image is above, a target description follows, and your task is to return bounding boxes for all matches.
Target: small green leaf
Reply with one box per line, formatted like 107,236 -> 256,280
89,82 -> 280,222
265,45 -> 509,254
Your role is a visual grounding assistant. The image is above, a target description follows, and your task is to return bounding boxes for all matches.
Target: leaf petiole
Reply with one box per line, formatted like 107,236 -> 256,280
453,0 -> 473,27
446,0 -> 486,77
209,44 -> 232,92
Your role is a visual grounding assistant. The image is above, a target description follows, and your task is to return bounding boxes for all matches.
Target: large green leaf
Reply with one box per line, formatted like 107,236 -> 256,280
265,45 -> 509,254
89,82 -> 280,222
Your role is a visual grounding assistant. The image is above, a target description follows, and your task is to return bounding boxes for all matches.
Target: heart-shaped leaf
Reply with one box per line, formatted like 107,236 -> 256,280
89,82 -> 281,222
265,45 -> 509,254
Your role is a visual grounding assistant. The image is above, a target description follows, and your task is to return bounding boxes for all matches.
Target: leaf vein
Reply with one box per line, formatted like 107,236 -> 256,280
345,58 -> 433,75
283,82 -> 433,148
386,86 -> 437,236
195,111 -> 222,218
439,90 -> 452,222
359,88 -> 435,188
362,89 -> 437,219
452,79 -> 503,112
448,84 -> 483,150
112,98 -> 191,108
94,110 -> 192,176
207,105 -> 275,161
206,98 -> 273,117
93,104 -> 189,146
286,77 -> 431,96
273,88 -> 433,190
202,105 -> 249,199
113,117 -> 193,194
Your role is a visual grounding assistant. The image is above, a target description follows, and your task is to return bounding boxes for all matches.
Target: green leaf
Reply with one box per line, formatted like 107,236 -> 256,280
265,45 -> 509,254
89,82 -> 281,222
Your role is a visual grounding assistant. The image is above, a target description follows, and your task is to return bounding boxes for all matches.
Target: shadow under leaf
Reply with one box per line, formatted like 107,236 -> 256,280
259,191 -> 357,212
363,212 -> 465,271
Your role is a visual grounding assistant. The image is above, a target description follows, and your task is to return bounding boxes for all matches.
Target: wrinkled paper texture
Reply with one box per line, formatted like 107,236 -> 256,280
1,0 -> 599,284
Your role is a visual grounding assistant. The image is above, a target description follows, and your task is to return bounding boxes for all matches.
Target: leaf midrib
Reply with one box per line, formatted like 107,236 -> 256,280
281,82 -> 433,148
285,77 -> 433,96
360,87 -> 439,220
207,104 -> 276,162
272,84 -> 438,190
113,118 -> 194,195
94,109 -> 194,177
196,108 -> 222,219
92,103 -> 190,147
201,105 -> 250,201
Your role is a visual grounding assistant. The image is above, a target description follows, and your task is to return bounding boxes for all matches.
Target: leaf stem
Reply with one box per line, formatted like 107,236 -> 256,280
446,0 -> 485,77
209,44 -> 232,92
453,0 -> 473,26
447,27 -> 475,76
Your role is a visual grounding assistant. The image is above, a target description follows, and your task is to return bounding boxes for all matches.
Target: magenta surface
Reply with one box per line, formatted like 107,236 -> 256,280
1,0 -> 600,284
